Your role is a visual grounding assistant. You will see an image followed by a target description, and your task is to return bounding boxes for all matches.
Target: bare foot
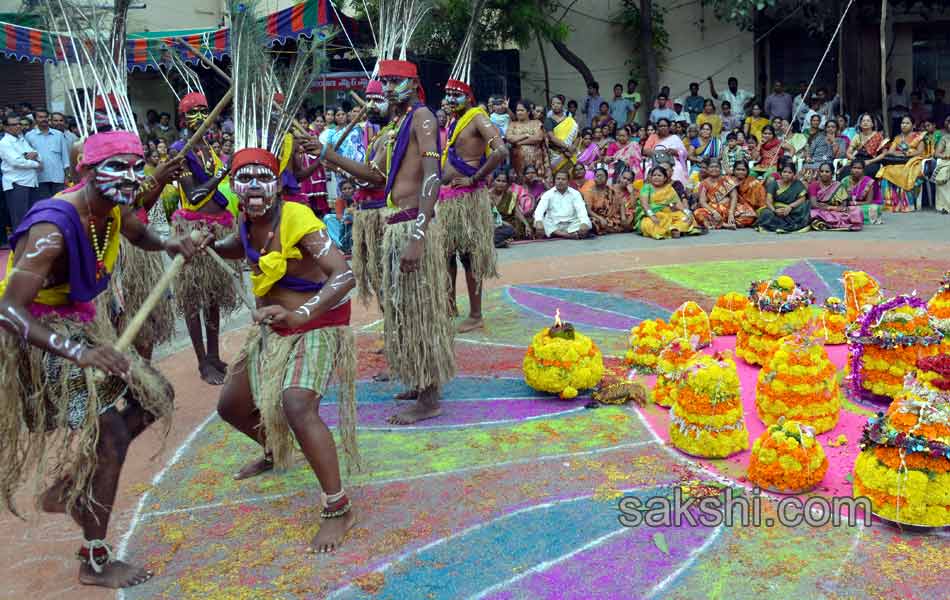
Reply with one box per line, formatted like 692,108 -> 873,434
40,478 -> 69,514
79,560 -> 153,589
458,317 -> 484,333
394,389 -> 419,400
199,361 -> 226,386
233,455 -> 274,480
207,357 -> 229,374
387,402 -> 442,425
307,509 -> 357,554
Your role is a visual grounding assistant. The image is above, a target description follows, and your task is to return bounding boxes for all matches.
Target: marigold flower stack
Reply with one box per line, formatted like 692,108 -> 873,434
669,301 -> 712,348
847,295 -> 943,403
927,271 -> 950,352
812,296 -> 849,345
669,352 -> 749,458
653,337 -> 699,408
625,318 -> 676,373
736,276 -> 815,366
709,292 -> 749,336
748,419 -> 828,493
523,310 -> 604,399
755,333 -> 842,434
842,270 -> 883,324
853,354 -> 950,527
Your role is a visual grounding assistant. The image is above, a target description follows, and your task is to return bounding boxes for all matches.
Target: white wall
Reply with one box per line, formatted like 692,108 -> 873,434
517,0 -> 754,118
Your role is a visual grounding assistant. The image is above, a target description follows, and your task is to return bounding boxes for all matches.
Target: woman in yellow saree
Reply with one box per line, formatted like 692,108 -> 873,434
636,166 -> 699,239
544,96 -> 579,176
876,116 -> 924,212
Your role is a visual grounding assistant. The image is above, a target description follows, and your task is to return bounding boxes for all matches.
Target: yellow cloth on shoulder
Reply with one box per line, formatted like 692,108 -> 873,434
0,204 -> 122,306
251,201 -> 326,298
441,106 -> 492,169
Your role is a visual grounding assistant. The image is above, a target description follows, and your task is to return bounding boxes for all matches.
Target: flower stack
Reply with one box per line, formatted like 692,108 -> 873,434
927,271 -> 950,351
736,276 -> 815,366
847,295 -> 943,404
852,355 -> 950,527
669,352 -> 749,458
755,333 -> 841,433
748,419 -> 828,493
653,337 -> 699,408
842,270 -> 883,323
710,292 -> 749,336
812,296 -> 849,345
624,319 -> 676,373
523,310 -> 605,399
670,301 -> 712,348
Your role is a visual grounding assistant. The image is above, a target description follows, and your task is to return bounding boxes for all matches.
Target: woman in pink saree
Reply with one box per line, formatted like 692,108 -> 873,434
808,161 -> 863,231
605,125 -> 643,180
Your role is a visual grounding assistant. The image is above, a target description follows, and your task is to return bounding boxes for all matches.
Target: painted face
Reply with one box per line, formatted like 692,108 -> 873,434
94,155 -> 146,205
232,164 -> 279,218
445,89 -> 469,113
382,77 -> 415,103
185,106 -> 209,129
366,95 -> 389,117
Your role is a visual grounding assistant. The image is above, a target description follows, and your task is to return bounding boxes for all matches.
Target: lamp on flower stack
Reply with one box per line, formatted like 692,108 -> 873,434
523,309 -> 604,400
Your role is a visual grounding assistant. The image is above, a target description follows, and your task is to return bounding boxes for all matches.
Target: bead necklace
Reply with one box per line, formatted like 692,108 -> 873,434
88,216 -> 113,280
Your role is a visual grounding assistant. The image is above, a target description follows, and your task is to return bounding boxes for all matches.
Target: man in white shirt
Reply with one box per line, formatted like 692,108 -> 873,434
25,109 -> 70,197
0,114 -> 41,230
533,171 -> 592,239
708,76 -> 753,120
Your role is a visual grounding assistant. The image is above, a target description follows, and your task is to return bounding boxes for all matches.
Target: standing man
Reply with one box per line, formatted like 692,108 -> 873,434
764,81 -> 793,123
708,76 -> 753,120
623,79 -> 642,118
25,109 -> 71,198
649,93 -> 678,124
440,75 -> 509,332
610,83 -> 636,126
683,82 -> 705,124
0,114 -> 41,230
582,81 -> 606,128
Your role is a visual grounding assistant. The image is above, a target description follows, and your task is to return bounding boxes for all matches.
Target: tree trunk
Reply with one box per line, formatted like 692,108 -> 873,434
640,0 -> 659,123
536,30 -> 551,106
880,0 -> 888,137
550,39 -> 596,89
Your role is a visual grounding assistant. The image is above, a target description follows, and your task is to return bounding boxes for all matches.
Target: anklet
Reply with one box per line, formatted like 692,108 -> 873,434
321,488 -> 347,507
320,492 -> 352,519
77,539 -> 114,573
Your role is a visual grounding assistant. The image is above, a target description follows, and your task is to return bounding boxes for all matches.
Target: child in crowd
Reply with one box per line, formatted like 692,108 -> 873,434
324,178 -> 355,253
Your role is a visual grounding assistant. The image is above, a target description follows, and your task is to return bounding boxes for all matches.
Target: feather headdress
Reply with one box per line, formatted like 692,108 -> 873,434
42,0 -> 138,138
229,0 -> 324,172
445,0 -> 487,102
375,0 -> 430,84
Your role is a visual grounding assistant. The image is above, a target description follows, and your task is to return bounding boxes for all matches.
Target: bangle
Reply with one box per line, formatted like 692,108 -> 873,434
422,151 -> 440,159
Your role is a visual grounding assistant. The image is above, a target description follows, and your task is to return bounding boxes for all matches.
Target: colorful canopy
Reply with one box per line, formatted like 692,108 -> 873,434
1,0 -> 340,72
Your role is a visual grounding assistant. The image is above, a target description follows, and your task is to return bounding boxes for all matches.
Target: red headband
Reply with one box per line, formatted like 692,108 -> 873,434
445,79 -> 474,102
79,131 -> 144,170
377,60 -> 418,79
365,79 -> 383,97
230,148 -> 279,175
179,92 -> 208,115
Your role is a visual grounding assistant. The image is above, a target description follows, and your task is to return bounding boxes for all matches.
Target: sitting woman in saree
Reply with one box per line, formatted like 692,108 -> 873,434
490,172 -> 534,245
642,118 -> 689,187
605,126 -> 643,181
846,113 -> 888,177
614,169 -> 640,221
687,123 -> 721,177
508,100 -> 548,181
570,162 -> 588,190
521,165 -> 548,207
732,161 -> 767,213
809,162 -> 863,231
876,116 -> 925,212
750,125 -> 796,179
582,164 -> 631,234
802,115 -> 836,178
696,99 -> 723,138
591,101 -> 615,131
743,103 -> 770,144
842,159 -> 883,224
756,161 -> 811,233
637,166 -> 700,239
575,128 -> 601,174
934,117 -> 950,214
694,159 -> 756,229
544,96 -> 578,177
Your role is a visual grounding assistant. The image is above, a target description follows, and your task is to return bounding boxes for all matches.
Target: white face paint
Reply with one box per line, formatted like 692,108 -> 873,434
367,95 -> 389,116
232,164 -> 279,218
94,157 -> 146,205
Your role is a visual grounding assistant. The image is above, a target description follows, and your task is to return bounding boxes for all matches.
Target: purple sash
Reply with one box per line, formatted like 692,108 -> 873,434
383,104 -> 441,200
10,199 -> 111,302
171,140 -> 229,209
239,217 -> 324,293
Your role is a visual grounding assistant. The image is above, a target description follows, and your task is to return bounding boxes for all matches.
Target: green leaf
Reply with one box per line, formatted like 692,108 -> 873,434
653,532 -> 670,555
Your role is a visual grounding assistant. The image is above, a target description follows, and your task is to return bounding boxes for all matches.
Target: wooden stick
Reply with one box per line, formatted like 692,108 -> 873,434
170,87 -> 234,162
349,90 -> 366,107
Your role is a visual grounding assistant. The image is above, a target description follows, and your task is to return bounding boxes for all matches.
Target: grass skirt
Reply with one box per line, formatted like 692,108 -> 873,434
171,213 -> 244,319
0,312 -> 173,516
351,207 -> 391,309
436,187 -> 500,282
103,237 -> 176,351
382,219 -> 456,391
230,325 -> 360,474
